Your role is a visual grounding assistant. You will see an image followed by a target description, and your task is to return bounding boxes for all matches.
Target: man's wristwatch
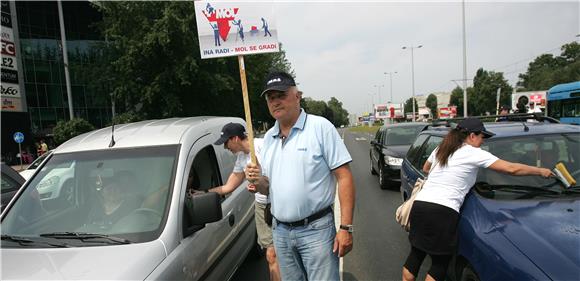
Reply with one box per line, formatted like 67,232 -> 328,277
339,224 -> 353,233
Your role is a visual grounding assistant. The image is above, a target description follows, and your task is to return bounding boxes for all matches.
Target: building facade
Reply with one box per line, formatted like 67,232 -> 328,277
1,1 -> 110,164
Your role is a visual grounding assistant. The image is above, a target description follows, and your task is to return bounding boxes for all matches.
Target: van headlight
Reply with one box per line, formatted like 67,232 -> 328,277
385,156 -> 403,166
38,176 -> 60,189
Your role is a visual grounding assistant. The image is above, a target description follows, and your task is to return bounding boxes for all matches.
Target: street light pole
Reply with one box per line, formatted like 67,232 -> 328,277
384,71 -> 397,103
462,0 -> 468,117
403,45 -> 422,121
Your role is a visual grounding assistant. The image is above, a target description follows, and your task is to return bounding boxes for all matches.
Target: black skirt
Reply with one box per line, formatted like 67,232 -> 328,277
408,200 -> 459,255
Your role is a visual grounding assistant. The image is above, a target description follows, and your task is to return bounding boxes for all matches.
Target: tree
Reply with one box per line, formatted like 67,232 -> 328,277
470,68 -> 512,115
449,86 -> 464,116
327,97 -> 349,127
425,94 -> 438,119
518,42 -> 580,90
302,97 -> 328,117
302,96 -> 349,127
91,1 -> 293,128
404,97 -> 418,117
53,118 -> 96,145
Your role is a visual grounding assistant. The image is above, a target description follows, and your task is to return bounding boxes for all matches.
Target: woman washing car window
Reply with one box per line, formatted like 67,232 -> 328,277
402,118 -> 553,281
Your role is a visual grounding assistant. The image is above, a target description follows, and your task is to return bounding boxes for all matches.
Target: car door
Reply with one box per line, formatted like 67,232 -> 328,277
154,134 -> 237,280
371,127 -> 385,171
402,135 -> 443,197
161,132 -> 254,281
401,134 -> 429,200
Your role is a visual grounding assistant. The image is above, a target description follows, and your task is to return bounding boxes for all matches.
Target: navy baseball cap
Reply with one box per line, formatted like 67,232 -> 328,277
456,118 -> 495,138
214,123 -> 246,145
260,71 -> 296,97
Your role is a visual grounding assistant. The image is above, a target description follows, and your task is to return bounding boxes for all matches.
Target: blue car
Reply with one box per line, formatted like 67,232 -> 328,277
400,117 -> 580,281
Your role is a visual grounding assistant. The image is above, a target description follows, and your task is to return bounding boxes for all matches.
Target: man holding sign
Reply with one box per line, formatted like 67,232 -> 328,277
246,71 -> 355,281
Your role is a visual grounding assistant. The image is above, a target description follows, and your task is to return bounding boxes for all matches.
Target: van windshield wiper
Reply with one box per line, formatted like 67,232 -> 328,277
39,232 -> 131,244
1,234 -> 70,248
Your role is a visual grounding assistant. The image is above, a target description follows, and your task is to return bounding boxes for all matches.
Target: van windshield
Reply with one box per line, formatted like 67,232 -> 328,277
1,145 -> 178,246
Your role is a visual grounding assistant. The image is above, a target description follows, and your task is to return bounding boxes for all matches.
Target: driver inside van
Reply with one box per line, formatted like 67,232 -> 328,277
84,173 -> 140,231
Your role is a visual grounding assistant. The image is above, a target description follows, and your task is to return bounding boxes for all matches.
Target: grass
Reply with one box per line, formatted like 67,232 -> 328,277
348,125 -> 381,134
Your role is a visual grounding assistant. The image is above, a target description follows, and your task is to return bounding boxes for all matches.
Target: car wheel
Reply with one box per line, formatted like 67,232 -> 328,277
370,155 -> 377,175
460,264 -> 480,281
379,164 -> 387,190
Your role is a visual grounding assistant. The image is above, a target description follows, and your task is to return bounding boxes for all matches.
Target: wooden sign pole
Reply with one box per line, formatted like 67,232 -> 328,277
237,55 -> 257,164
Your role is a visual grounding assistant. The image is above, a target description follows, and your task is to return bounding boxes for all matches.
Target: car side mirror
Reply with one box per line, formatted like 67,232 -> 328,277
185,192 -> 222,226
370,140 -> 377,145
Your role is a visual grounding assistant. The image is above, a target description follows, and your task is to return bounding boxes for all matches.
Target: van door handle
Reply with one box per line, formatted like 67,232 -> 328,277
228,214 -> 235,226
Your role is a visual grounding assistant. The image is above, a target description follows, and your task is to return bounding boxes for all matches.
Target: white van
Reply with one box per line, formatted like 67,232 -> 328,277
1,117 -> 257,280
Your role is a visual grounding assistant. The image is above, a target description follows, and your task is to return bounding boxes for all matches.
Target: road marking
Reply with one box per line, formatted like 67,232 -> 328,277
355,137 -> 367,141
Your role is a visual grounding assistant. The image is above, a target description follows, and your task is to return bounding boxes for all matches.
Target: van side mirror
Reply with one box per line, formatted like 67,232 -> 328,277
185,192 -> 222,226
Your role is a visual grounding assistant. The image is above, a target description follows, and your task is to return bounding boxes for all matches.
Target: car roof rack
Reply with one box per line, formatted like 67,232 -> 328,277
423,113 -> 560,131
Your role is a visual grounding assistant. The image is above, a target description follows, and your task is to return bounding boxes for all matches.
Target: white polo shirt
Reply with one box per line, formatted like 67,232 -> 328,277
233,138 -> 268,204
415,144 -> 499,212
259,109 -> 352,222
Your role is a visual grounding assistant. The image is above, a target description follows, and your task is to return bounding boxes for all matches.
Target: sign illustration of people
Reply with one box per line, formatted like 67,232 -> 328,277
205,3 -> 214,14
211,23 -> 221,46
261,17 -> 272,37
233,19 -> 244,42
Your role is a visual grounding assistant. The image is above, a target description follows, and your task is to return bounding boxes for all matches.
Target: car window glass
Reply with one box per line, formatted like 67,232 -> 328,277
477,133 -> 579,192
374,128 -> 382,142
385,126 -> 424,146
1,145 -> 178,245
182,145 -> 223,234
415,136 -> 443,171
406,134 -> 429,166
1,174 -> 20,193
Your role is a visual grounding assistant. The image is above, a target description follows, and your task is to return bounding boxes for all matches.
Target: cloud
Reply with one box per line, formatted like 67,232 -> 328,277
271,1 -> 579,115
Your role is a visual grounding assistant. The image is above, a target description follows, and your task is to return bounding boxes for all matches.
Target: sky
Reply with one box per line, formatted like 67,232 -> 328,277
269,0 -> 579,116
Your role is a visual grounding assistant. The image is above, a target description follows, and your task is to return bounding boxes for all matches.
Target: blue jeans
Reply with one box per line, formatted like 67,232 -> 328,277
272,212 -> 339,281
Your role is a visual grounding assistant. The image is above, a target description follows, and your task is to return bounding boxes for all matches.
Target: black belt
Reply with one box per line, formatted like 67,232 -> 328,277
276,206 -> 333,227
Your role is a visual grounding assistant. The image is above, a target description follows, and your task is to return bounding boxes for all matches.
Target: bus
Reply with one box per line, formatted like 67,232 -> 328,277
546,81 -> 580,124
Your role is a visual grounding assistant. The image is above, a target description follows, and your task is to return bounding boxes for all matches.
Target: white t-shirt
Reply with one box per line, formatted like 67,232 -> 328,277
233,138 -> 268,204
415,144 -> 499,212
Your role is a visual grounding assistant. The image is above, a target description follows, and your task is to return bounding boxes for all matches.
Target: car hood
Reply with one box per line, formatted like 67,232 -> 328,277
1,240 -> 166,280
383,144 -> 411,158
478,197 -> 580,280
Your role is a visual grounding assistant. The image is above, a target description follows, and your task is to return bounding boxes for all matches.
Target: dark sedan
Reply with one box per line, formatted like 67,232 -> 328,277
1,163 -> 25,211
370,122 -> 427,189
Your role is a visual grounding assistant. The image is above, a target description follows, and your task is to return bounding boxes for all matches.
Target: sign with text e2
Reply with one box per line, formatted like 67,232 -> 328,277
2,54 -> 17,70
194,1 -> 279,59
13,131 -> 24,144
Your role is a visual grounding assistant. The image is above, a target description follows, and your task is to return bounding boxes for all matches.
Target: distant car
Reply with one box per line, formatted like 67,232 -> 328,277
19,151 -> 51,180
1,163 -> 25,211
1,117 -> 258,280
401,117 -> 580,281
370,122 -> 427,189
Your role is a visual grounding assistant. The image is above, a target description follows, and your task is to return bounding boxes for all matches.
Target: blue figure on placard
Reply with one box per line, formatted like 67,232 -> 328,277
232,19 -> 244,42
261,17 -> 272,37
206,3 -> 214,14
211,23 -> 221,46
